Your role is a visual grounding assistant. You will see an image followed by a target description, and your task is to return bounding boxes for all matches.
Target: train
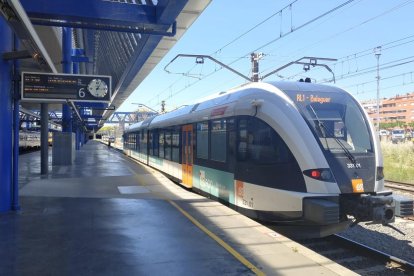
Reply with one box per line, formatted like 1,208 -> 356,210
123,81 -> 395,237
19,130 -> 53,151
19,130 -> 41,150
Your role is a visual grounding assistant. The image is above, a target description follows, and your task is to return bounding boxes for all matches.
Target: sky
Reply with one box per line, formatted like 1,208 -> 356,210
118,0 -> 414,112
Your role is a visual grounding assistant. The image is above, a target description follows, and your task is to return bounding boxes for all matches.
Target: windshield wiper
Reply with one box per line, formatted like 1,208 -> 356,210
308,104 -> 357,165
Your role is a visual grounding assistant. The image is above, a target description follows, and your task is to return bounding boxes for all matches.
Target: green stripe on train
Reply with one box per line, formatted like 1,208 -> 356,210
149,156 -> 163,166
193,165 -> 235,205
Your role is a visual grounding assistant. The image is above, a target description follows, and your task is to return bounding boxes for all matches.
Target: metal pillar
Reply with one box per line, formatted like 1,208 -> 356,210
12,35 -> 20,210
374,47 -> 382,136
40,103 -> 49,174
75,128 -> 80,150
62,27 -> 72,133
73,61 -> 79,75
72,51 -> 81,150
250,53 -> 259,82
0,18 -> 13,212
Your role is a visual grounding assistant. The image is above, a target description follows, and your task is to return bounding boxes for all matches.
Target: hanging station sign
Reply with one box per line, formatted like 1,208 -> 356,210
21,72 -> 112,103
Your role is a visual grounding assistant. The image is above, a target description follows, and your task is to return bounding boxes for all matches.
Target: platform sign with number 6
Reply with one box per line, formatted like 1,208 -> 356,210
21,72 -> 111,103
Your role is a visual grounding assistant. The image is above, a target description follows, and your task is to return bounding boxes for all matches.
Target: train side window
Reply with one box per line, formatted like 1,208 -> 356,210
137,132 -> 140,151
196,122 -> 209,159
211,119 -> 227,162
172,130 -> 180,162
237,119 -> 248,161
159,131 -> 165,159
142,131 -> 148,154
153,130 -> 159,157
149,131 -> 153,156
165,131 -> 172,160
237,117 -> 292,164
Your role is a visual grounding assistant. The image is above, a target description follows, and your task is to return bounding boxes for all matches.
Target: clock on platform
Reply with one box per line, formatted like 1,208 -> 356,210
88,78 -> 108,98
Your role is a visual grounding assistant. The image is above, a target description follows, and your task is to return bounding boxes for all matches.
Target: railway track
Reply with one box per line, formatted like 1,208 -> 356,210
385,180 -> 414,193
296,234 -> 414,275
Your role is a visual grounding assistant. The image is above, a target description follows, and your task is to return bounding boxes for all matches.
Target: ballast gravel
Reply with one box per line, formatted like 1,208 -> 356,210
338,191 -> 414,264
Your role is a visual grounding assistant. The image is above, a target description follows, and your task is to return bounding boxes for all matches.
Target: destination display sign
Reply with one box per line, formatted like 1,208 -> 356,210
21,72 -> 112,103
295,93 -> 332,104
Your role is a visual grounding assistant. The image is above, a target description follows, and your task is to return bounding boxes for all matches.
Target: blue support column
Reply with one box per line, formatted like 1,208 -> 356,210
40,103 -> 49,174
73,62 -> 79,75
12,35 -> 20,210
62,27 -> 72,133
0,18 -> 13,212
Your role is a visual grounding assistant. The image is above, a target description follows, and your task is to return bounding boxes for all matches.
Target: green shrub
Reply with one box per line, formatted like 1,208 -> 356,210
381,141 -> 414,184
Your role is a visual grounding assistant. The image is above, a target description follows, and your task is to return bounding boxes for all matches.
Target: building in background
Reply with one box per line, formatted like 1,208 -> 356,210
361,92 -> 414,125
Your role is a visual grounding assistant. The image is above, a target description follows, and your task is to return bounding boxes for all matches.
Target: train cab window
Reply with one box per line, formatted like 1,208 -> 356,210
211,119 -> 227,162
237,117 -> 291,164
165,131 -> 172,160
196,122 -> 209,159
172,130 -> 180,162
159,132 -> 165,159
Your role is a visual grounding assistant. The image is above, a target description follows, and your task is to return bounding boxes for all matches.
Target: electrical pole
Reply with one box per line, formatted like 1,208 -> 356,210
161,100 -> 166,113
374,46 -> 381,136
250,52 -> 263,82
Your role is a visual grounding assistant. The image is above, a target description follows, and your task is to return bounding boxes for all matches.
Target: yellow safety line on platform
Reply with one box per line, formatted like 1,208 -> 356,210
123,153 -> 264,275
167,200 -> 265,276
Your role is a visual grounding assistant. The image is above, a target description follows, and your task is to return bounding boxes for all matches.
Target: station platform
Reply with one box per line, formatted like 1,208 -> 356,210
1,140 -> 357,275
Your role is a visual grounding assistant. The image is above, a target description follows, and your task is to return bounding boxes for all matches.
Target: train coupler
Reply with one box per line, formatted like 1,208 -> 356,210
341,194 -> 395,225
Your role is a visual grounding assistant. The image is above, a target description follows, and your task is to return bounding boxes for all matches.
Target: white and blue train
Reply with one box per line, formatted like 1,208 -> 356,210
123,81 -> 394,237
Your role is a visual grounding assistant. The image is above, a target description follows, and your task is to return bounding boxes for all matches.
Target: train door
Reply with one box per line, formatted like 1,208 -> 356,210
181,125 -> 193,188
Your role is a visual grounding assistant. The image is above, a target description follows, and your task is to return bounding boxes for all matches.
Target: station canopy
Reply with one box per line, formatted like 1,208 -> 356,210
2,0 -> 211,131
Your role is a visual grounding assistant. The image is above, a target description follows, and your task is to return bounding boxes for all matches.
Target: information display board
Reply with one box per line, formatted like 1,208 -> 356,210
21,72 -> 112,103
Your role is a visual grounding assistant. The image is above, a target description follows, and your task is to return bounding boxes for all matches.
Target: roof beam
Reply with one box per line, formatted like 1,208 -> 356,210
101,0 -> 189,124
19,0 -> 173,33
2,0 -> 57,73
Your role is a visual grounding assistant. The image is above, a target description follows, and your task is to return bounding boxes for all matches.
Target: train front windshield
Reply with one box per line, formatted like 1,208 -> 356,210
285,90 -> 373,154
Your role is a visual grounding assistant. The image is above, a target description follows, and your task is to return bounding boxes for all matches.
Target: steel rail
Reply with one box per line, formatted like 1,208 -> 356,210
331,234 -> 414,273
385,180 -> 414,193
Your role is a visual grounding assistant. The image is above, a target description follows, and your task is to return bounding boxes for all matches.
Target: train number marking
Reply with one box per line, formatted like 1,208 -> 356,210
235,181 -> 254,208
347,163 -> 361,169
242,198 -> 254,208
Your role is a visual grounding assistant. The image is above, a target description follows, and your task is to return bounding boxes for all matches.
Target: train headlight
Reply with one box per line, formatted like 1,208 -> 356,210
303,169 -> 335,182
321,170 -> 332,181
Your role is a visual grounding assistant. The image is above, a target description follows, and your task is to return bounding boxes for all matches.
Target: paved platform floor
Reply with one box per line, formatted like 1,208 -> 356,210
0,140 -> 357,275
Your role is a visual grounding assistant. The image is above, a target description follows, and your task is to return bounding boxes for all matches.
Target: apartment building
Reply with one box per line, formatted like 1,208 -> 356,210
361,92 -> 414,124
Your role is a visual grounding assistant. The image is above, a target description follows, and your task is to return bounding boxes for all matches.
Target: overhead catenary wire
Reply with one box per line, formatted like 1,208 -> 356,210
319,56 -> 414,83
352,80 -> 414,96
213,0 -> 299,55
343,70 -> 414,90
151,0 -> 358,109
246,0 -> 357,56
276,33 -> 414,83
148,1 -> 300,106
259,0 -> 414,76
